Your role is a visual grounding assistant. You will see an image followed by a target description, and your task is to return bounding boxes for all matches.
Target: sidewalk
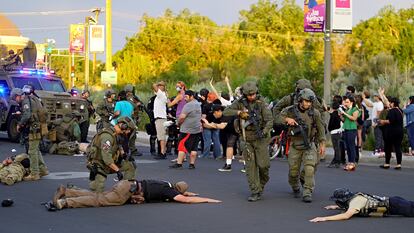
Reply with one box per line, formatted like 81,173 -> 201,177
88,124 -> 414,168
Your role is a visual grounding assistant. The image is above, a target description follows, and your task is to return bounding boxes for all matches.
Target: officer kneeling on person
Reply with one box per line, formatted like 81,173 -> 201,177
277,88 -> 326,203
310,188 -> 414,222
46,179 -> 221,210
86,116 -> 137,192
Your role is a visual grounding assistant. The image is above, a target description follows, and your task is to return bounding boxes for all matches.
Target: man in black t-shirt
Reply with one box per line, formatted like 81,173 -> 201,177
48,179 -> 221,210
202,105 -> 239,171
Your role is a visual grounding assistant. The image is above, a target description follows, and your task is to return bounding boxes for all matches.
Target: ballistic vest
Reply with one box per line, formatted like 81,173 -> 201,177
354,193 -> 390,217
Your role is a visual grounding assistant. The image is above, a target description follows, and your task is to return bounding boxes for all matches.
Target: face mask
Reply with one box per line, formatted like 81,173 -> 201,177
176,87 -> 181,92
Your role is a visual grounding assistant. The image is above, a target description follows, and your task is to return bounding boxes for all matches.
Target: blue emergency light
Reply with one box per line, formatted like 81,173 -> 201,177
19,68 -> 50,76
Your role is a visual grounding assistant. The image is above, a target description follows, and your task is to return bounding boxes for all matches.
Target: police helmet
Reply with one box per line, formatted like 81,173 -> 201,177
297,88 -> 315,102
117,116 -> 136,130
124,84 -> 134,93
105,89 -> 116,98
10,88 -> 23,99
241,81 -> 258,96
22,85 -> 34,95
330,188 -> 355,203
295,79 -> 312,92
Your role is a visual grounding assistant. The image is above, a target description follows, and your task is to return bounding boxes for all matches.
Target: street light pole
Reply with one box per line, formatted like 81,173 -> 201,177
105,0 -> 112,71
323,0 -> 332,104
91,8 -> 102,76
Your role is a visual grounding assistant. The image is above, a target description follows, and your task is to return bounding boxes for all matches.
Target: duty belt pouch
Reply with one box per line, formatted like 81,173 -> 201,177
291,140 -> 310,150
48,129 -> 57,142
40,123 -> 49,136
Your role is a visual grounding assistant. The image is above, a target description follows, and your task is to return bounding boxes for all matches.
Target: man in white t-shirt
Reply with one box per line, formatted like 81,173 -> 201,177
153,81 -> 168,159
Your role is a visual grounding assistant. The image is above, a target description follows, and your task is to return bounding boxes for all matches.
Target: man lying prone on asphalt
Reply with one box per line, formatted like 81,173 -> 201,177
45,179 -> 221,210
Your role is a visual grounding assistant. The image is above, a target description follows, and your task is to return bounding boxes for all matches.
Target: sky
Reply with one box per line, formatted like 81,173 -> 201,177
1,0 -> 413,56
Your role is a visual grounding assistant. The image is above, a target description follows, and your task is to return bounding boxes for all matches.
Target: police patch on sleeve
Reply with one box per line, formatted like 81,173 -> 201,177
102,140 -> 111,152
23,104 -> 29,109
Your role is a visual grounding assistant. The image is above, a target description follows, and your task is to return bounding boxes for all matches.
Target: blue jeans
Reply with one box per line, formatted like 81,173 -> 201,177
406,123 -> 414,150
389,196 -> 414,217
343,130 -> 357,163
202,128 -> 221,158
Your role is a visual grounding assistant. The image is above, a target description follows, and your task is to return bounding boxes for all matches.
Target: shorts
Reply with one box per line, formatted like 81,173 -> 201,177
178,133 -> 201,153
226,133 -> 238,147
155,118 -> 167,141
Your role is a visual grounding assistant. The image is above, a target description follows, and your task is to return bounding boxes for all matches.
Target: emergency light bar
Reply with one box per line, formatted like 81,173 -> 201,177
19,68 -> 50,76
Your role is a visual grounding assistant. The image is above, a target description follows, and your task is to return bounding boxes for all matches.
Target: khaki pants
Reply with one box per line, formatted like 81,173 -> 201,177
66,180 -> 133,208
89,160 -> 136,192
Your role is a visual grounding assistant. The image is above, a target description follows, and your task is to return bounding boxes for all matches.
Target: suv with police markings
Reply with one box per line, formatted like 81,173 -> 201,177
0,68 -> 88,142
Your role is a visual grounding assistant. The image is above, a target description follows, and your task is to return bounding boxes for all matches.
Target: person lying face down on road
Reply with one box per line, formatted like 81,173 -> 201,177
310,188 -> 414,222
46,179 -> 221,210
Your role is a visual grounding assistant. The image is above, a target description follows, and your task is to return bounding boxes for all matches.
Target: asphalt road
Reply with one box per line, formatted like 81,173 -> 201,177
1,134 -> 413,233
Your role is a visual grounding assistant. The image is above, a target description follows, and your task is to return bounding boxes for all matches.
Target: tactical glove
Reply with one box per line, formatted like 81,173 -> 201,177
116,171 -> 124,181
239,111 -> 249,120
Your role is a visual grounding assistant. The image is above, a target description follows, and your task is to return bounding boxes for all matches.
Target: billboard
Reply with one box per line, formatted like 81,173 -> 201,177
90,25 -> 105,53
69,24 -> 85,54
304,0 -> 326,33
332,0 -> 352,33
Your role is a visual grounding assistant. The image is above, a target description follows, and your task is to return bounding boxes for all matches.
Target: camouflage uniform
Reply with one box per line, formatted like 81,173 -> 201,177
96,91 -> 116,132
223,82 -> 273,201
278,89 -> 326,202
0,154 -> 30,185
88,117 -> 137,192
125,84 -> 143,157
19,86 -> 48,180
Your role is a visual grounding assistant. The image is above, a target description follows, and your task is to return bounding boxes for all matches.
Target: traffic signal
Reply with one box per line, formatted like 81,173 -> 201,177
71,66 -> 75,78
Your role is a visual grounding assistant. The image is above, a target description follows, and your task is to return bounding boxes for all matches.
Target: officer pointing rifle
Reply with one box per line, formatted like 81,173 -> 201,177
223,81 -> 273,202
278,88 -> 326,203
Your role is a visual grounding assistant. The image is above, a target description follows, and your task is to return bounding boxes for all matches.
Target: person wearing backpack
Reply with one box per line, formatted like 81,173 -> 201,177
87,116 -> 137,192
17,84 -> 49,181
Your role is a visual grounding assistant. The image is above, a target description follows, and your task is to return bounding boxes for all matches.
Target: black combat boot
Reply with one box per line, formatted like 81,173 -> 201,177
247,193 -> 261,202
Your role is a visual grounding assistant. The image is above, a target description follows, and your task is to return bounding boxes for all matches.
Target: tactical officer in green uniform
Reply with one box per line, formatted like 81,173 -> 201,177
273,79 -> 325,116
0,153 -> 30,185
87,116 -> 137,192
124,84 -> 143,157
223,81 -> 273,202
96,89 -> 116,132
310,188 -> 414,222
49,111 -> 82,155
80,90 -> 95,143
278,88 -> 326,203
17,85 -> 49,181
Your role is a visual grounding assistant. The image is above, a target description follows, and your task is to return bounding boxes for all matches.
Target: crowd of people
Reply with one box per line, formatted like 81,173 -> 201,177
2,78 -> 414,220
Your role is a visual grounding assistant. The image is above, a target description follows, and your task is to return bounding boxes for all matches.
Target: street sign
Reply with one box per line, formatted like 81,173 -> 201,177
101,71 -> 117,85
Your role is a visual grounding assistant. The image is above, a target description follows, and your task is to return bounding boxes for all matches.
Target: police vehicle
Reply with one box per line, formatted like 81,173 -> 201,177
0,68 -> 88,142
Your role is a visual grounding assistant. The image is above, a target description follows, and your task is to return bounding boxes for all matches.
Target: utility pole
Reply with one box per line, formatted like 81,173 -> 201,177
85,17 -> 90,90
323,0 -> 332,104
105,0 -> 112,71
